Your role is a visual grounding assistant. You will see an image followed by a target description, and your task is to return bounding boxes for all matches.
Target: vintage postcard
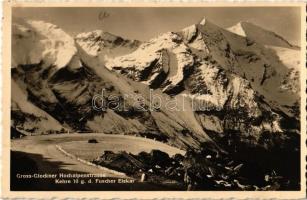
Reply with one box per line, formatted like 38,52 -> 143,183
1,1 -> 306,199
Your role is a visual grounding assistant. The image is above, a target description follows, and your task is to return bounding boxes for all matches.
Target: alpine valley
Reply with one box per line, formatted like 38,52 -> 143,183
11,16 -> 301,190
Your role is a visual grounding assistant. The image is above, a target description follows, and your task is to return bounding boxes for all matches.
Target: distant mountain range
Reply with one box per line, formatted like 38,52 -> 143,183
11,17 -> 300,154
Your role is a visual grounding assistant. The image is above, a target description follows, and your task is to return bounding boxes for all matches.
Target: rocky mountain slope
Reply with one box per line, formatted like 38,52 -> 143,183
11,18 -> 300,156
75,30 -> 140,62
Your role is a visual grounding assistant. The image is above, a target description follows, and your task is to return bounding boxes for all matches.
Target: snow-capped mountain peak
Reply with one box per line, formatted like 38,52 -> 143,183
12,19 -> 77,69
227,21 -> 297,49
75,30 -> 140,57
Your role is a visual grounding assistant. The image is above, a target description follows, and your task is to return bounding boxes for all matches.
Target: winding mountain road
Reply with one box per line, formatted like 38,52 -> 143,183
11,133 -> 184,177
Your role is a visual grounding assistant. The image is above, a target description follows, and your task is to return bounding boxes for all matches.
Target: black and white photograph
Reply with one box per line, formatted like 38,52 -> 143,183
4,3 -> 305,197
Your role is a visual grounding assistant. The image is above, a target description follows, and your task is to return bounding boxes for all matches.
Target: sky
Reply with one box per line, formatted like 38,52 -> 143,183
13,7 -> 301,45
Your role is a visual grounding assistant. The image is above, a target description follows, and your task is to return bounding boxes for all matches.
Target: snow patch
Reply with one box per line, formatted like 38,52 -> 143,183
199,17 -> 207,25
166,44 -> 194,86
227,22 -> 247,37
181,24 -> 197,42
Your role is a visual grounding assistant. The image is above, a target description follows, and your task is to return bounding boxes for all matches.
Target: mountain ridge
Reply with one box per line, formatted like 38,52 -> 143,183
227,21 -> 300,49
11,18 -> 300,154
